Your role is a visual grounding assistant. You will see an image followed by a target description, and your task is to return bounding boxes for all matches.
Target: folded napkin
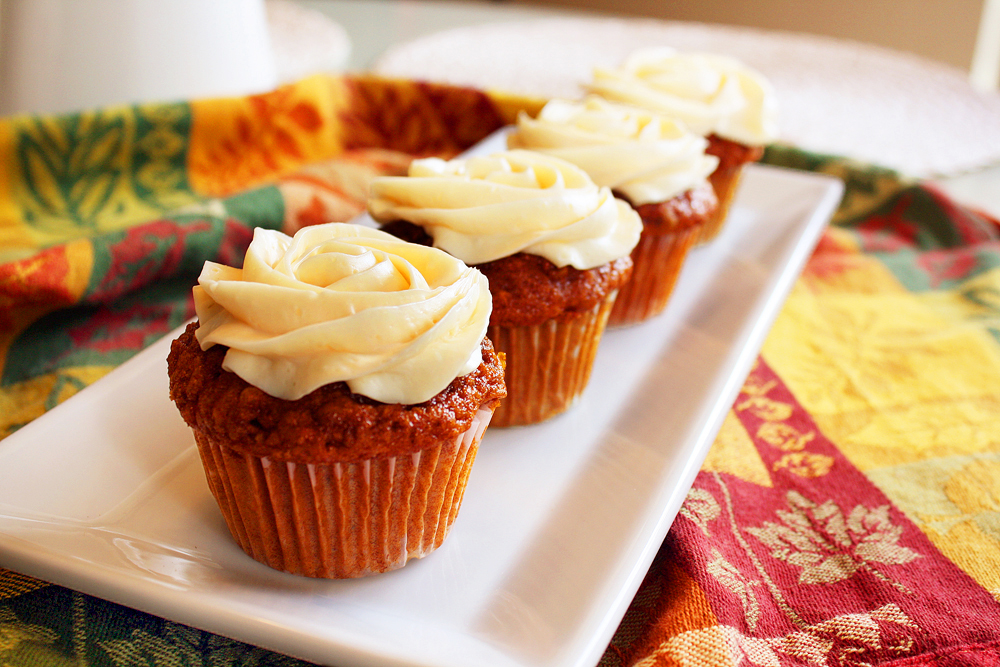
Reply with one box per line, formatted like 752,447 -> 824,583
2,74 -> 1000,666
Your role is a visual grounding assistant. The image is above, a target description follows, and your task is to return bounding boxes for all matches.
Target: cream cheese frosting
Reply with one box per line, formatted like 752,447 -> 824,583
507,96 -> 719,206
588,47 -> 779,146
367,149 -> 641,269
193,223 -> 492,404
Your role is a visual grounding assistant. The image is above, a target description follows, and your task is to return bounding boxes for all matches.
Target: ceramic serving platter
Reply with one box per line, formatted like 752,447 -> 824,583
0,152 -> 842,667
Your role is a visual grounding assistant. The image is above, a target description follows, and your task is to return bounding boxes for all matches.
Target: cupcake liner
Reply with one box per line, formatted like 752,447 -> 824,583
697,162 -> 748,244
488,294 -> 616,427
194,406 -> 494,579
608,222 -> 700,327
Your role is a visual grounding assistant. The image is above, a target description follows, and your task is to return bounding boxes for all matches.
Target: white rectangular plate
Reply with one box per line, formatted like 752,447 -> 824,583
0,162 -> 842,667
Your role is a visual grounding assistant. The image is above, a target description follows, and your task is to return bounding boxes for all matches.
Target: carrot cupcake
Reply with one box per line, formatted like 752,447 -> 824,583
167,223 -> 506,579
588,47 -> 779,243
368,150 -> 640,427
508,96 -> 719,326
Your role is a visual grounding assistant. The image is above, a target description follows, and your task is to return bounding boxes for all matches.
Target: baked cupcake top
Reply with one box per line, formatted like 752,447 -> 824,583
168,323 -> 505,461
192,222 -> 491,404
367,150 -> 641,269
507,96 -> 719,206
587,47 -> 779,146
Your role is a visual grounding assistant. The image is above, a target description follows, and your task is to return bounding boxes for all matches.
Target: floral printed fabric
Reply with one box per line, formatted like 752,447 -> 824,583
2,75 -> 1000,666
601,153 -> 1000,666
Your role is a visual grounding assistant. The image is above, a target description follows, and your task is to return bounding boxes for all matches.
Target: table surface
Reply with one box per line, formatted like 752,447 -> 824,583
296,0 -> 1000,219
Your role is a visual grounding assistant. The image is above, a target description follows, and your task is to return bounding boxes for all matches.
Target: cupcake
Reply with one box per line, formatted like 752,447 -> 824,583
587,47 -> 779,243
368,150 -> 640,427
507,96 -> 719,326
166,223 -> 506,579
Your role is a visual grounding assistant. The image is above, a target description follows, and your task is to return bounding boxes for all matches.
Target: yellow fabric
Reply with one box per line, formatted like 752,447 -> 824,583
188,75 -> 349,196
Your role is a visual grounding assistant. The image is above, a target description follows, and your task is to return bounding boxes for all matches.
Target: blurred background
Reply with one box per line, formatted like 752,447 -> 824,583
302,0 -> 1000,87
2,0 -> 997,213
2,0 -> 998,116
503,0 -> 999,87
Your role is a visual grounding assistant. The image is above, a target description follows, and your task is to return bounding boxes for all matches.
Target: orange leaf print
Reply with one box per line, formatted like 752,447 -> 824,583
773,452 -> 834,477
289,102 -> 323,131
188,76 -> 340,197
340,76 -> 506,157
757,422 -> 816,452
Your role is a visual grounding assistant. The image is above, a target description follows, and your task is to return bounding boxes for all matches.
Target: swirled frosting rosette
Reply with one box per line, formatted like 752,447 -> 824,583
367,149 -> 641,269
590,47 -> 778,248
507,96 -> 719,206
588,47 -> 778,146
368,150 -> 639,427
193,222 -> 492,404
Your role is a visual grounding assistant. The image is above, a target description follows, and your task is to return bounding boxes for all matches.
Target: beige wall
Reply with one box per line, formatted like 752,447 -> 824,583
507,0 -> 985,71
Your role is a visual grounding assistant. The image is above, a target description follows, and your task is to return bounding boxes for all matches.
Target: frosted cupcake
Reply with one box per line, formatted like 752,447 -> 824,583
167,223 -> 506,578
368,150 -> 640,427
588,47 -> 779,242
508,96 -> 719,325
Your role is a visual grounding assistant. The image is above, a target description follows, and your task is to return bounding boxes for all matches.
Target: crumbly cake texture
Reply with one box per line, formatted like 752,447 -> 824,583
480,253 -> 632,327
378,220 -> 634,327
167,322 -> 506,462
620,180 -> 719,234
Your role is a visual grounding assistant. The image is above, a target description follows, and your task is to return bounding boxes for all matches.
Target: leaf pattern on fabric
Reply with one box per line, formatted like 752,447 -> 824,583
340,76 -> 507,157
100,624 -> 307,667
634,604 -> 921,667
187,80 -> 333,197
772,452 -> 835,478
13,105 -> 192,242
734,373 -> 795,424
680,487 -> 721,536
0,606 -> 62,663
736,395 -> 794,422
732,364 -> 829,479
746,491 -> 921,591
769,604 -> 921,667
757,422 -> 815,452
707,549 -> 762,631
17,114 -> 126,234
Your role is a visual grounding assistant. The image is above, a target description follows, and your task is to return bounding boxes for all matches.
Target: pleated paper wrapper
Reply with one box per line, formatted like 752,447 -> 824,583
608,220 -> 701,327
193,406 -> 495,579
488,294 -> 616,428
698,160 -> 751,244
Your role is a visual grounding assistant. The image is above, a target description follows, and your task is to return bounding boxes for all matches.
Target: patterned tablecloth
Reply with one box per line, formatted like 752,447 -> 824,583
1,75 -> 999,666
